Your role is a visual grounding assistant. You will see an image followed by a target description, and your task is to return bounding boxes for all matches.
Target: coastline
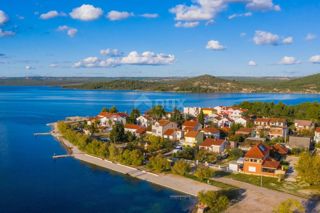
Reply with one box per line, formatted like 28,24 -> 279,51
49,122 -> 219,196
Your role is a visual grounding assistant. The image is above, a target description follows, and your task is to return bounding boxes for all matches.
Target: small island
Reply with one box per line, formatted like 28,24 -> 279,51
51,102 -> 320,212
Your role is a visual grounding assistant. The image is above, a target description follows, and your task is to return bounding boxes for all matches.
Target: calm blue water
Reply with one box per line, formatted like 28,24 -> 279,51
1,86 -> 320,213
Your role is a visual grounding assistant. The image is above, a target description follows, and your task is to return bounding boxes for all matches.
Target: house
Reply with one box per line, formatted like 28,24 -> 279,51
229,157 -> 244,172
217,117 -> 233,128
288,136 -> 312,150
199,138 -> 227,153
202,108 -> 216,116
124,124 -> 146,136
182,130 -> 203,147
202,127 -> 220,139
315,128 -> 320,143
243,143 -> 281,177
294,119 -> 314,131
271,143 -> 289,160
235,128 -> 254,137
183,107 -> 201,117
163,128 -> 183,141
268,127 -> 288,139
182,120 -> 202,132
98,112 -> 128,127
234,117 -> 248,127
239,137 -> 266,151
254,118 -> 287,129
151,119 -> 177,137
136,115 -> 151,128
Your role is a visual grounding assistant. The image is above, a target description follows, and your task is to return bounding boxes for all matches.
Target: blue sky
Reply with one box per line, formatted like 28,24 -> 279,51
0,0 -> 319,77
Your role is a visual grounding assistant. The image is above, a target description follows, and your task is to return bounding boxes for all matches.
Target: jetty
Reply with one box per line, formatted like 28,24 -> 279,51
34,132 -> 51,136
52,154 -> 72,159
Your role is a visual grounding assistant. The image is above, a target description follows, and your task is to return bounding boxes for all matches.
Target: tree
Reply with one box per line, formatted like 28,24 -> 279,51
230,123 -> 243,135
170,107 -> 185,127
195,149 -> 218,163
110,123 -> 126,143
273,199 -> 304,213
228,148 -> 243,160
109,106 -> 118,113
172,160 -> 190,176
108,143 -> 120,161
127,108 -> 140,124
147,154 -> 171,172
197,110 -> 205,126
296,152 -> 320,185
149,105 -> 166,120
194,166 -> 214,181
101,107 -> 109,113
198,190 -> 229,213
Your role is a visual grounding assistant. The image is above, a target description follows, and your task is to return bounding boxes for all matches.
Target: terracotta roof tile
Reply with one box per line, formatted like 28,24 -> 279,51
185,130 -> 200,138
245,143 -> 269,159
200,138 -> 225,147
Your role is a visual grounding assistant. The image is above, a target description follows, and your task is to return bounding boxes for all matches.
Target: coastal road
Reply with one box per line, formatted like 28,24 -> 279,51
212,177 -> 316,213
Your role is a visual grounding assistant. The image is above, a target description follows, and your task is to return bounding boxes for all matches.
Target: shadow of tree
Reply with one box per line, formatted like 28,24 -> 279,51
304,194 -> 320,213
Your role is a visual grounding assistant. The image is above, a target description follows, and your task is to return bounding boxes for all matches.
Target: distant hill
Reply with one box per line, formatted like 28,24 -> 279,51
1,74 -> 320,94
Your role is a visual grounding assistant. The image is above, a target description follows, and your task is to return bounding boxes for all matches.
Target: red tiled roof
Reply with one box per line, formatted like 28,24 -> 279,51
316,127 -> 320,133
183,120 -> 199,127
294,119 -> 313,126
245,143 -> 269,159
200,138 -> 225,147
124,124 -> 140,130
262,158 -> 280,169
158,119 -> 171,126
185,130 -> 200,138
98,112 -> 128,118
164,129 -> 175,136
272,143 -> 289,155
203,127 -> 219,134
136,127 -> 146,134
236,128 -> 253,135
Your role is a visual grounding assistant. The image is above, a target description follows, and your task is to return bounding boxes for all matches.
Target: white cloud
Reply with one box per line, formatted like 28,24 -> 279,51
175,21 -> 199,28
74,51 -> 175,68
40,10 -> 66,20
25,65 -> 34,70
107,11 -> 133,21
309,55 -> 320,64
228,12 -> 252,20
246,0 -> 281,11
279,56 -> 300,65
206,40 -> 225,50
253,31 -> 293,46
57,25 -> 78,37
141,13 -> 159,18
305,33 -> 317,41
49,63 -> 58,68
0,28 -> 15,37
100,48 -> 123,56
70,4 -> 103,21
0,10 -> 8,24
170,0 -> 280,26
248,60 -> 257,66
282,36 -> 293,45
253,30 -> 279,45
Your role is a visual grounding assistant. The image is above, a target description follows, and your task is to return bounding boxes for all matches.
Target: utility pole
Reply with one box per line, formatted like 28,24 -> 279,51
260,174 -> 263,187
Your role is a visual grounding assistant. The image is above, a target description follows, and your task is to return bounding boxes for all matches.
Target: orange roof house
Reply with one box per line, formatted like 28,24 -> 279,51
243,143 -> 281,177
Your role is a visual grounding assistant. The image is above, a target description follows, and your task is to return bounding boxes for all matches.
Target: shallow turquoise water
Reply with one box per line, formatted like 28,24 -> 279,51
1,86 -> 320,213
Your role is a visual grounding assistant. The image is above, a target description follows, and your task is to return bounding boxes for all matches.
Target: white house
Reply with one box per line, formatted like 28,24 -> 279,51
183,107 -> 201,117
98,112 -> 128,127
315,128 -> 320,143
202,127 -> 220,139
234,117 -> 248,127
163,129 -> 183,141
182,130 -> 203,147
151,119 -> 177,137
136,115 -> 150,128
217,117 -> 233,128
124,124 -> 146,136
199,138 -> 228,153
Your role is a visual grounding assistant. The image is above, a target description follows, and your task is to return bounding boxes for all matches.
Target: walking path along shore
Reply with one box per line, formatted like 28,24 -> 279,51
49,122 -> 219,196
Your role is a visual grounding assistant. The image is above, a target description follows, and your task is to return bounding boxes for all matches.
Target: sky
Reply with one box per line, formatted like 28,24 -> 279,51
0,0 -> 320,77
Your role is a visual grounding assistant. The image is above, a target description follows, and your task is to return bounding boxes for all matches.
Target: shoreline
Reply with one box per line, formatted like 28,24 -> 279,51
49,122 -> 219,196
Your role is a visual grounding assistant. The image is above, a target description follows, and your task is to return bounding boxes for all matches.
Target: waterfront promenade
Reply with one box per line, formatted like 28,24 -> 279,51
50,122 -> 219,196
